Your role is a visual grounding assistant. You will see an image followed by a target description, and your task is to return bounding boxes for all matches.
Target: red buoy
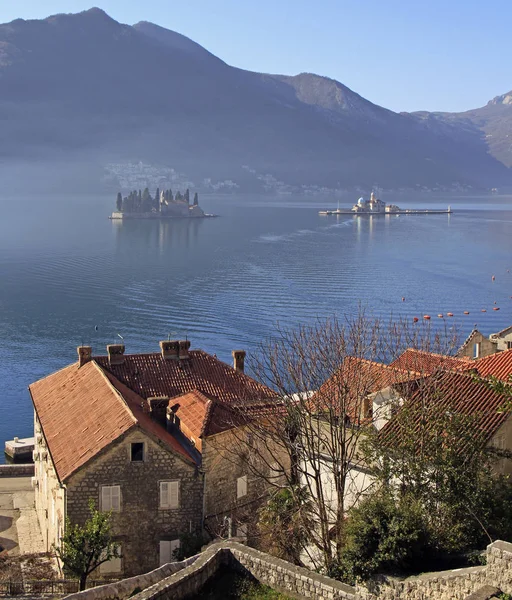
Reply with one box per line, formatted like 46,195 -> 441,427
413,317 -> 419,323
423,315 -> 431,320
493,307 -> 500,311
464,311 -> 470,315
447,312 -> 453,317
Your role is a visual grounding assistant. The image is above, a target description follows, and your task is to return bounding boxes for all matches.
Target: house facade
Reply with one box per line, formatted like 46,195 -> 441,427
29,341 -> 277,576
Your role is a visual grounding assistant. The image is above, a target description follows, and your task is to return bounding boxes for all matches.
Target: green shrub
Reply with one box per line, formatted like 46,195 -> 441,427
340,491 -> 432,582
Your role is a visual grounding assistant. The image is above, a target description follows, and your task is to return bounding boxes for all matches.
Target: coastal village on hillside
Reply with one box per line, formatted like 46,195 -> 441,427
3,321 -> 512,599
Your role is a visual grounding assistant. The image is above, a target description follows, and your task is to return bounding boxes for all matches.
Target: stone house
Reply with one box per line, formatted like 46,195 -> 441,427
490,325 -> 512,352
304,348 -> 512,526
29,341 -> 277,577
457,328 -> 499,358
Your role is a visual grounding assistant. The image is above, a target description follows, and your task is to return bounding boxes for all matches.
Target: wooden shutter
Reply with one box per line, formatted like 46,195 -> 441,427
101,486 -> 111,511
160,482 -> 169,508
159,540 -> 171,566
111,486 -> 120,512
169,482 -> 179,509
237,476 -> 247,499
100,544 -> 122,573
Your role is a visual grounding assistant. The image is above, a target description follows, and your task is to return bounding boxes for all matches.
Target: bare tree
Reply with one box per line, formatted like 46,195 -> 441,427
215,310 -> 460,573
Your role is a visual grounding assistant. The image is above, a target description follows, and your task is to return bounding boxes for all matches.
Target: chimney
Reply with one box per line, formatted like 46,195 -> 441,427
147,397 -> 169,427
107,344 -> 125,366
232,350 -> 246,373
160,340 -> 180,361
77,346 -> 92,368
166,403 -> 181,433
179,340 -> 191,360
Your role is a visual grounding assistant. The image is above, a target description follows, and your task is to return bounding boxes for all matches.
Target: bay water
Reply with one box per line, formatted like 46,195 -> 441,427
1,192 -> 511,460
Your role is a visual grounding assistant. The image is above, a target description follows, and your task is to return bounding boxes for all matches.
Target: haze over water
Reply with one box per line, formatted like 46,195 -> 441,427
1,192 -> 512,460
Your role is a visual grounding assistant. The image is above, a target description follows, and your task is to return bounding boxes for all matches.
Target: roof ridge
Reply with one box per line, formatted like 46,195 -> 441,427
28,361 -> 78,390
92,361 -> 138,426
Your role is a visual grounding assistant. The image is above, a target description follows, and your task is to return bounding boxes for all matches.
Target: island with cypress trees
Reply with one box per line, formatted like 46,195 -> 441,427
110,188 -> 215,219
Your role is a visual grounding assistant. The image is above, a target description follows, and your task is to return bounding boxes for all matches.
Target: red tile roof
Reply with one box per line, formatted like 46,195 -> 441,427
94,351 -> 275,404
476,348 -> 512,382
29,362 -> 136,482
379,370 -> 510,450
309,357 -> 420,422
170,390 -> 241,451
29,361 -> 196,482
390,349 -> 472,375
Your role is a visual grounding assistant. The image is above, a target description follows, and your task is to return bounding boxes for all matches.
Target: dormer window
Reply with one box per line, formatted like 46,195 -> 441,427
131,442 -> 144,462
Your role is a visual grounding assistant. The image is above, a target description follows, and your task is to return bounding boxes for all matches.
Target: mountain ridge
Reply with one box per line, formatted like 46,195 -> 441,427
0,8 -> 509,192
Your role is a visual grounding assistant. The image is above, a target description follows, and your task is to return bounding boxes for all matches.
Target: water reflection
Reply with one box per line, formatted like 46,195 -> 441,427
113,218 -> 205,255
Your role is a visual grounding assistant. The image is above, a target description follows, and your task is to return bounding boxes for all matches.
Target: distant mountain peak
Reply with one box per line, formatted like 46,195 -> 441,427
488,91 -> 512,106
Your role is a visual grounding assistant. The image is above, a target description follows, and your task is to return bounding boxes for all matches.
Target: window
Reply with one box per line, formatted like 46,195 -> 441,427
236,523 -> 248,540
101,485 -> 121,512
159,539 -> 180,566
507,341 -> 512,350
100,543 -> 122,574
131,442 -> 144,462
473,342 -> 481,358
237,475 -> 247,499
159,481 -> 180,509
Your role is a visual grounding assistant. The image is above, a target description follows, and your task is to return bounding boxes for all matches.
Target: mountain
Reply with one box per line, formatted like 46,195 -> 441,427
0,7 -> 509,192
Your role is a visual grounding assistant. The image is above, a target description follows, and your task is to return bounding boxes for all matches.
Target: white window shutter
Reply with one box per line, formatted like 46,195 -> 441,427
101,486 -> 111,511
169,482 -> 179,509
160,482 -> 169,508
111,486 -> 120,512
100,544 -> 122,573
159,540 -> 171,566
237,475 -> 247,499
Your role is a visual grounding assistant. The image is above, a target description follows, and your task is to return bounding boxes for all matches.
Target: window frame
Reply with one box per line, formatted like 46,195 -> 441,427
130,442 -> 145,463
159,480 -> 180,509
99,543 -> 122,574
100,485 -> 121,512
237,475 -> 248,499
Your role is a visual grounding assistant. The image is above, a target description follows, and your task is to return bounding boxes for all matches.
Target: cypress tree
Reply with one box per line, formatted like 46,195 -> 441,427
116,192 -> 122,211
184,188 -> 190,204
193,192 -> 199,206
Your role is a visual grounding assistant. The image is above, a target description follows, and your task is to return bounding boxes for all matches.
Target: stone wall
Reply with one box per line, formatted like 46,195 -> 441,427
34,414 -> 65,553
358,540 -> 512,600
62,540 -> 512,600
66,428 -> 203,577
0,464 -> 34,477
130,542 -> 356,600
203,427 -> 288,539
62,555 -> 199,600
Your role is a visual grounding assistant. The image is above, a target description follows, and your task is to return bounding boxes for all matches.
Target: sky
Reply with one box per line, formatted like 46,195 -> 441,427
1,1 -> 510,113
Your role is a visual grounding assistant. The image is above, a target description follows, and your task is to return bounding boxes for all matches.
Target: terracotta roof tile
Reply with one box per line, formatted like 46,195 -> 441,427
390,348 -> 472,375
309,357 -> 420,422
29,361 -> 197,482
29,362 -> 136,482
94,351 -> 275,404
476,348 -> 512,382
379,370 -> 510,449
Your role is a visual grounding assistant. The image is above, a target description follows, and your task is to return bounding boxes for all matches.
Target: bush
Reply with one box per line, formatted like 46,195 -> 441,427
340,491 -> 432,582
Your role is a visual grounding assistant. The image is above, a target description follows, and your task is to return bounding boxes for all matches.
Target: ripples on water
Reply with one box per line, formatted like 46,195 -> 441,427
0,192 -> 511,458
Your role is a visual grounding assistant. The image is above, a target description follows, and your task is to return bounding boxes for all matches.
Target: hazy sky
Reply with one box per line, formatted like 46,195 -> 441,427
1,1 -> 509,113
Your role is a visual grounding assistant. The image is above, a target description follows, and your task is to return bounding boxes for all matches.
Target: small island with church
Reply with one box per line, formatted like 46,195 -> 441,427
110,188 -> 216,220
319,192 -> 452,216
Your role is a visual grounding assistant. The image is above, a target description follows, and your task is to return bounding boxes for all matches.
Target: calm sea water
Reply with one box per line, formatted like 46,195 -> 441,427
1,192 -> 512,461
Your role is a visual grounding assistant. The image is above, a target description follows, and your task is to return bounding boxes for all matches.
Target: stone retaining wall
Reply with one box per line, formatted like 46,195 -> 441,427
62,555 -> 199,600
359,540 -> 512,600
0,464 -> 34,477
130,542 -> 356,600
63,540 -> 512,600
